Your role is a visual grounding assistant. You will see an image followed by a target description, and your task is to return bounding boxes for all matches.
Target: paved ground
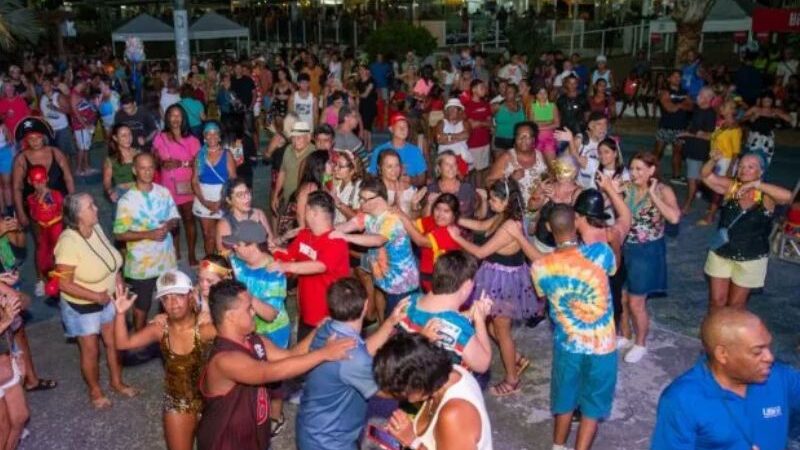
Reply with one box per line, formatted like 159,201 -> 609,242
16,121 -> 800,449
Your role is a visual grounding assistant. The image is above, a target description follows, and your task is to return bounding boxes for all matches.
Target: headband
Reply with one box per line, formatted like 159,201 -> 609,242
203,122 -> 221,135
199,259 -> 232,278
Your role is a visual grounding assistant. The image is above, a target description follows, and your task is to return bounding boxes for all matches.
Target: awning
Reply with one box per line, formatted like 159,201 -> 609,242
752,7 -> 800,33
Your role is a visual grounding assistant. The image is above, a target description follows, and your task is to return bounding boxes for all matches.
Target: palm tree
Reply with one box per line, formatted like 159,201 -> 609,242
671,0 -> 714,66
0,0 -> 42,51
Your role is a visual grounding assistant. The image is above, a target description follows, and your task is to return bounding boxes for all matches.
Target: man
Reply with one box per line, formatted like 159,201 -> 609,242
273,192 -> 350,342
681,50 -> 704,101
197,279 -> 354,450
39,76 -> 75,156
289,73 -> 316,128
651,308 -> 800,450
679,87 -> 716,214
113,152 -> 180,331
0,81 -> 31,142
531,204 -> 617,450
334,178 -> 419,317
556,111 -> 608,189
399,250 -> 493,373
367,113 -> 427,187
113,95 -> 158,151
554,60 -> 578,91
473,53 -> 491,84
556,75 -> 590,135
271,121 -> 316,215
571,53 -> 590,92
296,277 -> 403,450
302,57 -> 325,99
463,79 -> 492,185
654,70 -> 692,183
313,124 -> 334,153
369,53 -> 392,103
735,53 -> 764,107
231,61 -> 257,139
776,48 -> 798,86
333,106 -> 366,165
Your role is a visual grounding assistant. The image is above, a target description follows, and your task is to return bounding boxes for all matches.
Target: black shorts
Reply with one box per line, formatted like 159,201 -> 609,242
126,277 -> 158,314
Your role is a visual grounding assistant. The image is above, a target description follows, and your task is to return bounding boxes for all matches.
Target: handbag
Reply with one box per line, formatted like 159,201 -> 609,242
709,210 -> 747,251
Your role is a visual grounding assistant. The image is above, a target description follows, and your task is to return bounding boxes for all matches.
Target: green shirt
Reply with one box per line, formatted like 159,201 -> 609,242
280,143 -> 316,203
494,104 -> 526,139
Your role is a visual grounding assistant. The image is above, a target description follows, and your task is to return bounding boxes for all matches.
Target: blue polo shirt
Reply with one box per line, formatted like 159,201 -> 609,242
367,141 -> 427,178
369,61 -> 391,89
651,356 -> 800,450
296,320 -> 378,450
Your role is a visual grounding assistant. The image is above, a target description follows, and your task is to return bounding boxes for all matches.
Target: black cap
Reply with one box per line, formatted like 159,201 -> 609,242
574,189 -> 610,221
14,117 -> 53,144
222,220 -> 268,247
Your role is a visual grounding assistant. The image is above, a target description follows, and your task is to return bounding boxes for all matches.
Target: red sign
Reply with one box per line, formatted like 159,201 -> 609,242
650,33 -> 662,44
756,31 -> 770,43
752,7 -> 800,33
733,31 -> 747,44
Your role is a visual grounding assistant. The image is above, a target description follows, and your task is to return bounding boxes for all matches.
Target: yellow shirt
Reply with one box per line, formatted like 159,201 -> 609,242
711,126 -> 742,160
54,227 -> 123,305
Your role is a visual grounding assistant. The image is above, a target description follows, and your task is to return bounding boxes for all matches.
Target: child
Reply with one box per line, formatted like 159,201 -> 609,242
396,193 -> 462,292
26,165 -> 64,283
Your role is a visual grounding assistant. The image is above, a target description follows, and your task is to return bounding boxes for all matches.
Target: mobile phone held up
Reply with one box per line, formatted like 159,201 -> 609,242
367,424 -> 402,450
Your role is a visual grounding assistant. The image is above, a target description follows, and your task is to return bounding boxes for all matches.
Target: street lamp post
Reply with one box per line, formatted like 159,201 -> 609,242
173,0 -> 191,81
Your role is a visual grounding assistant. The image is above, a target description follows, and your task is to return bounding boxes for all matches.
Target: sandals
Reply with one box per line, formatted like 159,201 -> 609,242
25,379 -> 57,392
515,355 -> 531,378
91,395 -> 112,410
112,385 -> 140,398
489,379 -> 521,397
270,414 -> 286,437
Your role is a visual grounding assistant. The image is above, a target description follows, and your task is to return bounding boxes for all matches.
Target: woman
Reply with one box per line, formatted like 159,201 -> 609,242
70,79 -> 98,175
98,78 -> 120,137
12,116 -> 74,295
322,92 -> 346,128
114,270 -> 214,450
375,326 -> 492,450
192,121 -> 236,258
742,91 -> 791,168
356,65 -> 377,150
0,294 -> 29,450
529,158 -> 583,253
618,152 -> 681,364
492,84 -> 526,153
435,99 -> 472,170
529,85 -> 560,164
178,84 -> 205,140
449,179 -> 537,397
272,68 -> 293,132
103,124 -> 139,203
378,149 -> 422,217
699,100 -> 742,225
486,121 -> 548,208
160,77 -> 181,121
215,178 -> 273,255
331,150 -> 363,226
597,138 -> 630,222
464,79 -> 492,185
294,150 -> 333,229
154,105 -> 201,266
588,78 -> 616,121
701,152 -> 791,309
54,193 -> 137,408
196,254 -> 233,318
426,151 -> 482,220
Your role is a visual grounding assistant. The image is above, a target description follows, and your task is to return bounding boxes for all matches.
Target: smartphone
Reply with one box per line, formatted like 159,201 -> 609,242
366,424 -> 401,450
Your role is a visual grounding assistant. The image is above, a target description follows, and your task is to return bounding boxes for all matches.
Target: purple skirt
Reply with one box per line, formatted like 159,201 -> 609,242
468,261 -> 539,320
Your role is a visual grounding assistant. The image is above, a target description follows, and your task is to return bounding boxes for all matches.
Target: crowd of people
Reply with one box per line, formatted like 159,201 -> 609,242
0,38 -> 798,450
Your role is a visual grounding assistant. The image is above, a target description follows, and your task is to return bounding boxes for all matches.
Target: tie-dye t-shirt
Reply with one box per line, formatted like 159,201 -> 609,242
531,242 -> 616,355
360,211 -> 419,295
230,255 -> 290,348
399,292 -> 474,365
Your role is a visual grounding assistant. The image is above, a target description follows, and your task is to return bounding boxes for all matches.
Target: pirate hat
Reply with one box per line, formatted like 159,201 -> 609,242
14,117 -> 54,144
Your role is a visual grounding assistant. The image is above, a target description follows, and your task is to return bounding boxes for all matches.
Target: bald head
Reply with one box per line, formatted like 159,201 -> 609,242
701,308 -> 763,353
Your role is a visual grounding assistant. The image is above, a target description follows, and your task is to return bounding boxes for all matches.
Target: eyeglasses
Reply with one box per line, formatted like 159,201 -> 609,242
232,190 -> 251,199
359,194 -> 378,203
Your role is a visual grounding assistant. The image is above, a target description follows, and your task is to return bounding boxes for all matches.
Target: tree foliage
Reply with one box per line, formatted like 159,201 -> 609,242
0,0 -> 42,51
506,15 -> 549,62
364,21 -> 437,60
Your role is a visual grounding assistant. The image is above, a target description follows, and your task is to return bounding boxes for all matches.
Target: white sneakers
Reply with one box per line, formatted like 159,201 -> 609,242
624,345 -> 648,363
552,444 -> 574,450
616,336 -> 632,350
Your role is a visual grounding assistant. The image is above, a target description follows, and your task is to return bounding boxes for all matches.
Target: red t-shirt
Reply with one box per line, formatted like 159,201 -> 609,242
416,216 -> 461,276
0,96 -> 31,137
276,229 -> 350,326
463,97 -> 491,148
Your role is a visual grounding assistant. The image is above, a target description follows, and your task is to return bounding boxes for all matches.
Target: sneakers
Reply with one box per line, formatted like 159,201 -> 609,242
552,444 -> 574,450
616,336 -> 633,350
624,345 -> 647,363
35,280 -> 45,297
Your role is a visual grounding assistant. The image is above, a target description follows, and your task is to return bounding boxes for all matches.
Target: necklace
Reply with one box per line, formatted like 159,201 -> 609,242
79,226 -> 119,273
557,239 -> 580,249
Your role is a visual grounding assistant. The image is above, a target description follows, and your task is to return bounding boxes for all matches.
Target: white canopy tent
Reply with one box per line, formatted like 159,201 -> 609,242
190,12 -> 251,56
648,0 -> 754,52
111,13 -> 175,44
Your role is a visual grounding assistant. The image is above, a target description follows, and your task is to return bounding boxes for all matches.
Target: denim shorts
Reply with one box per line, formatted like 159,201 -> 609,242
623,238 -> 667,297
551,347 -> 618,419
60,298 -> 116,338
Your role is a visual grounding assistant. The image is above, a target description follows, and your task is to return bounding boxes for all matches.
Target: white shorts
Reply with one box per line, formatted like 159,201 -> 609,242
0,356 -> 22,398
469,144 -> 491,171
714,158 -> 732,177
74,128 -> 94,151
192,183 -> 225,219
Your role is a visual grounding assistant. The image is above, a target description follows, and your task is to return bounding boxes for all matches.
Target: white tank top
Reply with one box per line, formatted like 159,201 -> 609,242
437,120 -> 473,167
292,91 -> 315,127
414,365 -> 493,450
40,92 -> 69,130
503,148 -> 548,206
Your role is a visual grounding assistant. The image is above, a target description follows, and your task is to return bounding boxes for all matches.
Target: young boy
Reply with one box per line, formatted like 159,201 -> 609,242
26,165 -> 64,283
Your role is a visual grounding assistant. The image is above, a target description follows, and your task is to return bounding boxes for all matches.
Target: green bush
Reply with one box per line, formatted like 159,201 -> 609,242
364,21 -> 437,60
507,15 -> 549,60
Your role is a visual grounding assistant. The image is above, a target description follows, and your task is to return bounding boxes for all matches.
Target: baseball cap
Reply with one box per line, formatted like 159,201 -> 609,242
444,98 -> 464,110
596,55 -> 607,63
221,220 -> 268,247
389,113 -> 408,127
155,270 -> 193,299
289,121 -> 312,137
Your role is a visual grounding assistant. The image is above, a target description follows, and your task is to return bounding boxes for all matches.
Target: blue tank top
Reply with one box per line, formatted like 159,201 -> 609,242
198,150 -> 229,185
